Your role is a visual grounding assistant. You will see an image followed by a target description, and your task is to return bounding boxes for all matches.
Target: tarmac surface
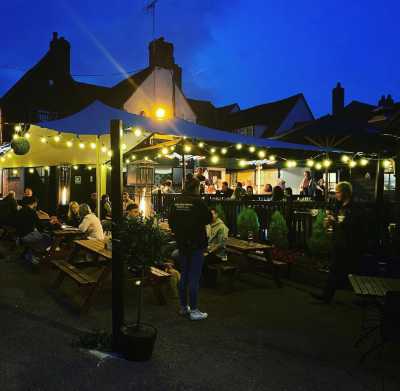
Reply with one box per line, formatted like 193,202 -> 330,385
0,245 -> 399,391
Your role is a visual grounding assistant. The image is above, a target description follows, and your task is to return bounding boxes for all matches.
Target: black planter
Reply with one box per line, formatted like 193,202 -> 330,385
120,323 -> 157,361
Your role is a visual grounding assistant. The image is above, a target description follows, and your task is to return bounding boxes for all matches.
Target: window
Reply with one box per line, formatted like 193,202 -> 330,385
37,110 -> 58,122
234,126 -> 254,136
384,173 -> 396,191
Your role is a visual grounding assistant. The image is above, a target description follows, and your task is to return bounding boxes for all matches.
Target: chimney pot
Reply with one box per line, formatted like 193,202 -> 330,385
332,82 -> 345,115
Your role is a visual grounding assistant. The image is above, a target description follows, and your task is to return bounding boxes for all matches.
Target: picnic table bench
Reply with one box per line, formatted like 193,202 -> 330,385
348,274 -> 400,297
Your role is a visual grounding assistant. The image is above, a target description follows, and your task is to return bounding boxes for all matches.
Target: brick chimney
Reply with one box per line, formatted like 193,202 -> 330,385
149,37 -> 182,88
332,82 -> 344,115
49,32 -> 71,76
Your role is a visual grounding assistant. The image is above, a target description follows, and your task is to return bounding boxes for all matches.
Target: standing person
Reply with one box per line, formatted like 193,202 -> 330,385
217,181 -> 233,198
299,171 -> 312,196
100,194 -> 112,220
311,182 -> 363,304
277,178 -> 286,191
194,168 -> 206,193
315,178 -> 326,201
169,177 -> 212,320
66,201 -> 81,227
88,193 -> 97,214
122,192 -> 134,212
78,204 -> 104,240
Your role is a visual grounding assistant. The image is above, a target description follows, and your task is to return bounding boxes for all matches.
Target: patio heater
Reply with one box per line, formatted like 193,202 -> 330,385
57,164 -> 71,206
128,159 -> 156,217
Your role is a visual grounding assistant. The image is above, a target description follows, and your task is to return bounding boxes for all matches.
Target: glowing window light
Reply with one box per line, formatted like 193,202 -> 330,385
90,142 -> 97,150
249,146 -> 256,153
198,142 -> 205,148
134,127 -> 142,137
341,155 -> 350,163
121,143 -> 127,151
28,168 -> 34,174
210,148 -> 216,153
239,159 -> 247,167
184,144 -> 192,153
236,143 -> 242,150
210,155 -> 219,164
315,162 -> 322,170
349,160 -> 357,168
306,159 -> 314,167
66,141 -> 73,148
155,107 -> 166,119
40,137 -> 47,143
221,147 -> 228,155
24,133 -> 30,139
323,159 -> 332,168
54,135 -> 61,142
101,146 -> 107,153
14,125 -> 22,132
79,142 -> 85,149
360,158 -> 369,166
258,150 -> 266,159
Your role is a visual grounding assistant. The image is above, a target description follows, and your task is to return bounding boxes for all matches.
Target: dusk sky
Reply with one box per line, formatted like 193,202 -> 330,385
1,0 -> 399,117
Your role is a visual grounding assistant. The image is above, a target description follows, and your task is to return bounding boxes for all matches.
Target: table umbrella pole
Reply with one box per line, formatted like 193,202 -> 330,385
96,136 -> 101,219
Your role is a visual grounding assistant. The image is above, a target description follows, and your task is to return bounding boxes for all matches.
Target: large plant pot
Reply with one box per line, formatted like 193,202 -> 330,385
120,323 -> 157,361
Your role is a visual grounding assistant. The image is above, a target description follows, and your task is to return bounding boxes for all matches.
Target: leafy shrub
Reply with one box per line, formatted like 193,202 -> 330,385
237,207 -> 260,239
307,209 -> 331,258
268,211 -> 289,249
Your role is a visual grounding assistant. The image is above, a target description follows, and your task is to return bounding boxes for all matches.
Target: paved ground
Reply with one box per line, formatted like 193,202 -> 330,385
0,244 -> 399,391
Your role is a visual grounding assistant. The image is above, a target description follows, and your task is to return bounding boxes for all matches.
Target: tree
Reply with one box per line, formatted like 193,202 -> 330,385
237,207 -> 260,239
268,210 -> 289,249
307,209 -> 331,258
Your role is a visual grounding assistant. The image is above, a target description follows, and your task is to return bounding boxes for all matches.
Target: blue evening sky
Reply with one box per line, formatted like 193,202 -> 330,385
0,0 -> 399,117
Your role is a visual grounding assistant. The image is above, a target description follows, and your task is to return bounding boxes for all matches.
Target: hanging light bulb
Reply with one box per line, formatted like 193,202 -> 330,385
221,147 -> 228,155
14,124 -> 22,132
44,166 -> 50,171
183,144 -> 192,153
87,166 -> 93,171
12,169 -> 18,175
349,160 -> 357,168
236,143 -> 242,150
211,155 -> 219,164
269,155 -> 276,162
323,159 -> 332,168
28,168 -> 34,174
73,165 -> 78,170
134,127 -> 142,137
249,146 -> 256,153
101,146 -> 107,153
54,135 -> 61,142
198,142 -> 205,148
66,140 -> 73,148
359,158 -> 369,166
315,162 -> 322,170
121,143 -> 127,151
286,160 -> 297,168
125,158 -> 130,164
306,159 -> 314,167
239,159 -> 247,167
131,155 -> 136,160
258,150 -> 266,159
13,134 -> 19,140
107,150 -> 113,157
382,159 -> 392,169
162,147 -> 169,155
170,146 -> 175,151
210,147 -> 216,153
79,142 -> 85,149
40,137 -> 47,143
144,156 -> 149,161
24,133 -> 30,139
90,142 -> 97,150
341,155 -> 350,163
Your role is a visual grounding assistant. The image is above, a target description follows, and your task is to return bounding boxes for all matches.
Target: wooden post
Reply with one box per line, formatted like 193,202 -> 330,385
110,119 -> 124,350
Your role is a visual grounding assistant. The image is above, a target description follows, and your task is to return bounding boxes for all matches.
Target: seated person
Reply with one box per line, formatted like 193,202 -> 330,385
206,208 -> 229,261
16,196 -> 51,263
0,190 -> 18,226
66,201 -> 81,227
126,203 -> 140,220
216,181 -> 233,198
246,186 -> 254,196
78,204 -> 104,240
20,187 -> 33,206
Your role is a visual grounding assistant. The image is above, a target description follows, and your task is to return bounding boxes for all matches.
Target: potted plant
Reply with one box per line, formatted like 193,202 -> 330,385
307,209 -> 331,268
115,216 -> 169,361
237,207 -> 260,240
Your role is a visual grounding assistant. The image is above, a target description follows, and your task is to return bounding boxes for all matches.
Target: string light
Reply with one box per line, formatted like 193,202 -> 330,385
306,159 -> 314,167
170,146 -> 175,151
134,128 -> 142,137
221,147 -> 228,155
162,147 -> 169,155
13,134 -> 19,140
54,135 -> 61,142
211,155 -> 220,164
66,141 -> 73,148
79,142 -> 85,149
239,159 -> 247,167
87,166 -> 93,171
107,150 -> 113,157
359,158 -> 369,166
131,155 -> 136,160
14,125 -> 22,132
249,146 -> 256,153
349,160 -> 357,168
0,157 -> 5,162
323,159 -> 332,168
258,150 -> 266,159
341,155 -> 350,163
315,162 -> 322,170
44,166 -> 50,171
28,168 -> 34,174
198,142 -> 205,148
286,160 -> 297,168
183,144 -> 192,153
144,156 -> 149,161
24,133 -> 30,139
125,158 -> 130,164
40,137 -> 47,143
12,169 -> 18,175
121,143 -> 127,151
90,142 -> 97,150
269,155 -> 276,162
210,148 -> 216,153
236,143 -> 242,150
382,159 -> 392,169
101,146 -> 107,153
73,165 -> 78,170
6,153 -> 11,159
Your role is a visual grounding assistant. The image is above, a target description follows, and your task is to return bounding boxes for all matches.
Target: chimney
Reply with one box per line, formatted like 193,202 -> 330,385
49,32 -> 71,76
378,95 -> 386,107
149,37 -> 175,69
332,82 -> 344,115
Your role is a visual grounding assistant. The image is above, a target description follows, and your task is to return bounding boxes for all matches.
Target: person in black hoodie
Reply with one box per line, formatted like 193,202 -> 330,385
0,191 -> 18,226
169,177 -> 212,321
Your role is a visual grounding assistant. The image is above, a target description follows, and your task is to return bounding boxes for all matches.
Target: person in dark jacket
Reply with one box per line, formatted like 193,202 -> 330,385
311,182 -> 363,303
216,181 -> 233,198
16,196 -> 51,264
0,191 -> 18,226
169,177 -> 212,320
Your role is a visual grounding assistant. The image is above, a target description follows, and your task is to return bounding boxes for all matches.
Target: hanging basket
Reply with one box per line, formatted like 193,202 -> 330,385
11,138 -> 30,155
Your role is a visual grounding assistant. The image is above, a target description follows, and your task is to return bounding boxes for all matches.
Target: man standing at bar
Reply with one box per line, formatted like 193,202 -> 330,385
169,177 -> 212,320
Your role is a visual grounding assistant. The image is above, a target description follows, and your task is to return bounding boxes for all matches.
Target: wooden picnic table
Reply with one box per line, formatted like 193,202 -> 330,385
225,237 -> 282,287
348,274 -> 400,297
